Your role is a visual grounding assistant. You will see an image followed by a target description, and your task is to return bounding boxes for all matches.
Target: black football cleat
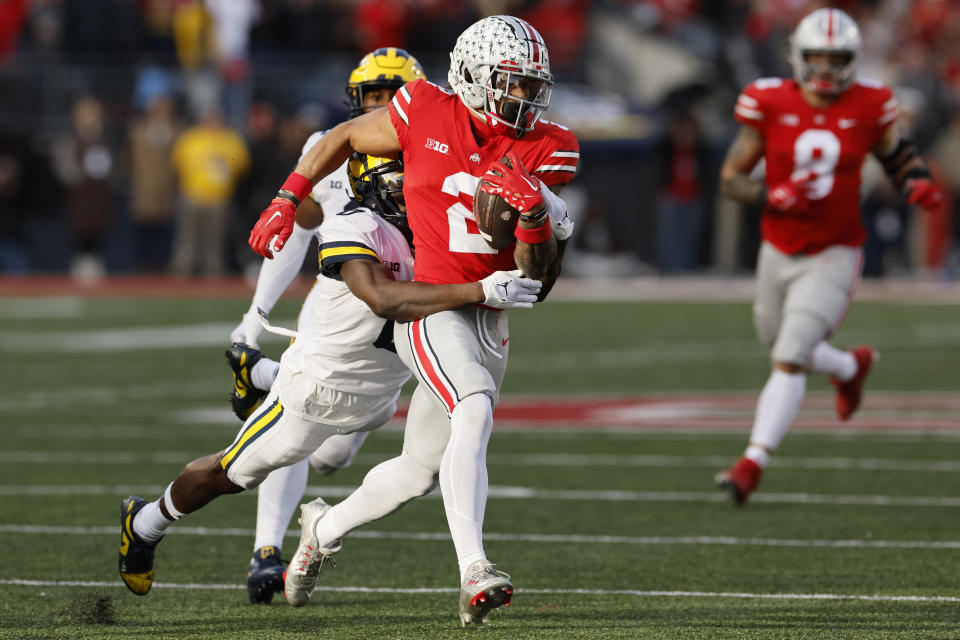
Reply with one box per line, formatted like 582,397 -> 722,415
225,342 -> 268,421
119,496 -> 162,595
247,546 -> 286,604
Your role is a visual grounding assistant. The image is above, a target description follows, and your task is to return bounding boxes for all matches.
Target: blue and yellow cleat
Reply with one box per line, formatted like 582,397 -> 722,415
225,342 -> 267,421
119,496 -> 162,596
247,546 -> 286,604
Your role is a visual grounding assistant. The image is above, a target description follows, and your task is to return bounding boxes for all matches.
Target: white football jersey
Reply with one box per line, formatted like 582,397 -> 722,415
301,130 -> 353,214
280,206 -> 415,395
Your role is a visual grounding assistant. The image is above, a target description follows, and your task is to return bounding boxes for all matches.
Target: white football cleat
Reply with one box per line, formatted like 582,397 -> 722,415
283,498 -> 341,607
458,560 -> 513,627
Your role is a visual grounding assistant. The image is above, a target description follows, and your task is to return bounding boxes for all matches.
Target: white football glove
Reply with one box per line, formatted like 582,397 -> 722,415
540,180 -> 574,241
230,310 -> 263,348
480,269 -> 542,309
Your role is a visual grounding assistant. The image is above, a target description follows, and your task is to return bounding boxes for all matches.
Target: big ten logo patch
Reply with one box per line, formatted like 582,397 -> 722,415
425,138 -> 449,154
327,180 -> 343,190
382,260 -> 401,272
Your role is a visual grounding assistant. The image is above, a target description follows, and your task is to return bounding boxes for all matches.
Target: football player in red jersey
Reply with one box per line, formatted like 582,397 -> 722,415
715,8 -> 941,505
247,15 -> 578,626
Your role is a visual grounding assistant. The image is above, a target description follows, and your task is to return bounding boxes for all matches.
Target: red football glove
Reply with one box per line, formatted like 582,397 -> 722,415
248,197 -> 296,258
479,150 -> 544,213
767,171 -> 812,214
906,178 -> 942,209
248,172 -> 312,258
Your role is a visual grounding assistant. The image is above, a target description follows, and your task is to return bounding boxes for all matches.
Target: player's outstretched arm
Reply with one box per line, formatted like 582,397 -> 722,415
340,259 -> 540,321
249,109 -> 401,258
873,125 -> 942,209
296,108 -> 401,185
720,125 -> 767,207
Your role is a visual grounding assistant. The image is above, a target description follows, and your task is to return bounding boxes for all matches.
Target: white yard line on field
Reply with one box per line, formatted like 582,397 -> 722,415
3,321 -> 958,358
0,297 -> 87,318
5,449 -> 960,473
1,483 -> 959,507
1,578 -> 957,603
0,323 -> 237,352
3,524 -> 960,550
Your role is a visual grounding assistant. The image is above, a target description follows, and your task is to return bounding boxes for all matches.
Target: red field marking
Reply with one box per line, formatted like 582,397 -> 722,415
393,392 -> 960,431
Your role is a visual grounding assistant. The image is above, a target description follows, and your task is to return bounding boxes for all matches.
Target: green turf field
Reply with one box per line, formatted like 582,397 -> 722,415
1,296 -> 959,639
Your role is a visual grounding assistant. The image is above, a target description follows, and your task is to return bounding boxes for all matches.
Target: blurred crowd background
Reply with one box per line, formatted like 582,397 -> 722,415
0,0 -> 958,282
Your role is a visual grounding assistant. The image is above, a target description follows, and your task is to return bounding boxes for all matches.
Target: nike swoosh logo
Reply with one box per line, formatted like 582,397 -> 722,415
502,337 -> 509,346
519,175 -> 537,191
268,210 -> 282,224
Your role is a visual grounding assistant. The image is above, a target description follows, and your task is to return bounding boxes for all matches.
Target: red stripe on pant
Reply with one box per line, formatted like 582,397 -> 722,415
829,248 -> 864,336
411,319 -> 456,413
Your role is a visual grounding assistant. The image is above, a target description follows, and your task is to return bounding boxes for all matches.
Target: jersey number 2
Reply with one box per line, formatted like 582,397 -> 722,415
792,129 -> 840,200
442,172 -> 499,255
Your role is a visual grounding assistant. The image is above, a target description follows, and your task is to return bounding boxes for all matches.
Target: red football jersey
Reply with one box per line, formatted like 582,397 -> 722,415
388,79 -> 579,284
735,77 -> 899,255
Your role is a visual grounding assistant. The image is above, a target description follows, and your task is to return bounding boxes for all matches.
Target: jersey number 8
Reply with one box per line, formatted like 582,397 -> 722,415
791,129 -> 841,200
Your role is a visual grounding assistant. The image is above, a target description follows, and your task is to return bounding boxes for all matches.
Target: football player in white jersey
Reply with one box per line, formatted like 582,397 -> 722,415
227,48 -> 425,603
118,154 -> 541,599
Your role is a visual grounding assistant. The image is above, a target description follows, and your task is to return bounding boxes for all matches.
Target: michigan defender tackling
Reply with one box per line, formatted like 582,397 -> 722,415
225,48 -> 425,603
118,154 -> 540,599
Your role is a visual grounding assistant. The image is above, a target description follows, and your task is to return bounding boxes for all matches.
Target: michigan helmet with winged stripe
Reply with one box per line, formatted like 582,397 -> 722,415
790,8 -> 861,95
347,153 -> 409,241
448,15 -> 553,137
347,48 -> 426,118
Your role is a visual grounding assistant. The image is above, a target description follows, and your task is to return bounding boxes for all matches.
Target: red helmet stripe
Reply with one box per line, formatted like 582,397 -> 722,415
519,17 -> 538,63
827,9 -> 834,44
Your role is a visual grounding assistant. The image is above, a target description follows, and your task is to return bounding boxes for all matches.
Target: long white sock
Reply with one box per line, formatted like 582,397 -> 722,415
313,453 -> 437,549
250,358 -> 280,391
808,341 -> 857,381
747,370 -> 807,453
132,483 -> 186,543
439,393 -> 493,579
250,222 -> 317,316
254,459 -> 309,552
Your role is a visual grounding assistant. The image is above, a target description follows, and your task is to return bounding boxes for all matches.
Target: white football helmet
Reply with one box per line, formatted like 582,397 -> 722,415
448,15 -> 553,137
790,8 -> 861,95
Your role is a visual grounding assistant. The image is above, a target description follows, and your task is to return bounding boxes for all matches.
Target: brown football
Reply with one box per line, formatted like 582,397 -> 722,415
474,155 -> 520,249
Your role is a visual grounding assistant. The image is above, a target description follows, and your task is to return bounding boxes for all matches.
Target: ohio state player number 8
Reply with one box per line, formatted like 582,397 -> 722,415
792,129 -> 840,199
